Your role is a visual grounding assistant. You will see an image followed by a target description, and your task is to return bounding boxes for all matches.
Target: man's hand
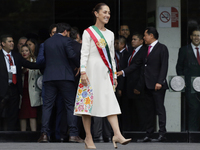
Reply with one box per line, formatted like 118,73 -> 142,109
155,83 -> 162,91
75,67 -> 80,76
118,90 -> 122,97
117,71 -> 123,76
134,89 -> 140,94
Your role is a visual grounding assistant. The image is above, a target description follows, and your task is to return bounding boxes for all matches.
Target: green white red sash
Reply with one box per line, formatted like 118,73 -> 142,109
86,26 -> 114,85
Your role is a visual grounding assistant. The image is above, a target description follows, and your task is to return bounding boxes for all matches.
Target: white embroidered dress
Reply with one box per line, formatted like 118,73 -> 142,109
74,27 -> 121,117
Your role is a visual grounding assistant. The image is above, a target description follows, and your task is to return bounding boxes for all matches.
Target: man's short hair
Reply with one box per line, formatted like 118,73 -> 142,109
190,27 -> 200,35
118,35 -> 126,45
146,27 -> 159,40
18,36 -> 27,42
132,32 -> 143,40
70,27 -> 80,40
56,23 -> 71,33
1,34 -> 13,47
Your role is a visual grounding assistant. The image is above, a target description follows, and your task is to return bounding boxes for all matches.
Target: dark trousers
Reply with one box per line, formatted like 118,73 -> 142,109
121,95 -> 147,131
185,90 -> 200,131
145,88 -> 166,137
92,117 -> 111,139
0,84 -> 20,131
42,84 -> 65,139
41,80 -> 78,136
49,94 -> 64,140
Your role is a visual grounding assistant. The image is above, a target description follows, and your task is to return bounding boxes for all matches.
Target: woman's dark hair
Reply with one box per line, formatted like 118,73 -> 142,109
26,38 -> 39,57
145,27 -> 159,40
49,24 -> 57,35
92,3 -> 108,22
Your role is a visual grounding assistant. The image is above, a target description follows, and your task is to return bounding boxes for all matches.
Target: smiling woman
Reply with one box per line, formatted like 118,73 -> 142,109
73,3 -> 131,149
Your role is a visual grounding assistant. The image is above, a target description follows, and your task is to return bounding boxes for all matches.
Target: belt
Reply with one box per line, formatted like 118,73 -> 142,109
8,83 -> 16,87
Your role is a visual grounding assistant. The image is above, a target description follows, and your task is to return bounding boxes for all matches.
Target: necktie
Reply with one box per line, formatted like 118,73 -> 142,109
196,47 -> 200,65
147,45 -> 152,57
128,50 -> 136,66
7,54 -> 17,84
115,53 -> 120,70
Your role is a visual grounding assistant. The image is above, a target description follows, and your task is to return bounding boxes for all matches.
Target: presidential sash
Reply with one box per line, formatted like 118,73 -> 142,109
86,26 -> 114,85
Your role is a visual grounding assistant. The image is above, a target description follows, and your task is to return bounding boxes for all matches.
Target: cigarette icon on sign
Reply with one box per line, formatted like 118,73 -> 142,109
160,11 -> 170,23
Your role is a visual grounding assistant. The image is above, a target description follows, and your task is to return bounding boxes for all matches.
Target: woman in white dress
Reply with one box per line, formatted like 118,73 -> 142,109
74,3 -> 131,149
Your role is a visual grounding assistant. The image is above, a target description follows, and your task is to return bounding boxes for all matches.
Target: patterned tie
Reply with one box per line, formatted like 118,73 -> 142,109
128,50 -> 136,66
196,47 -> 200,65
147,45 -> 152,57
7,54 -> 17,84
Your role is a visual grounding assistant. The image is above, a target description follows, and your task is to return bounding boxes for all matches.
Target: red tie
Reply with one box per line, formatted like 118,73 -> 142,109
196,47 -> 200,65
147,45 -> 152,57
128,50 -> 136,66
7,54 -> 17,84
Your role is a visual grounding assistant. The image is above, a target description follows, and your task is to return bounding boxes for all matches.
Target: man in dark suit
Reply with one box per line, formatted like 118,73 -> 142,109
37,24 -> 66,142
176,28 -> 200,131
118,24 -> 132,56
117,33 -> 147,131
37,23 -> 83,143
0,34 -> 40,131
138,27 -> 169,142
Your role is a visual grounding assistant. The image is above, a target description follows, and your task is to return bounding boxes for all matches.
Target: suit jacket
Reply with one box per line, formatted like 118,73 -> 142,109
117,48 -> 131,90
70,40 -> 81,86
0,50 -> 40,99
70,40 -> 81,75
43,33 -> 79,82
36,43 -> 45,66
123,45 -> 147,98
36,43 -> 45,74
143,42 -> 169,89
176,44 -> 200,90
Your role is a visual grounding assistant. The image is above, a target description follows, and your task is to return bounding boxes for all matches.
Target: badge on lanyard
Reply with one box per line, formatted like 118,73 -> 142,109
11,65 -> 16,74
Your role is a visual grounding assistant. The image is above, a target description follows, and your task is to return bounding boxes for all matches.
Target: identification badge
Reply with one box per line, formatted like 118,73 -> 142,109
8,72 -> 13,80
11,66 -> 16,74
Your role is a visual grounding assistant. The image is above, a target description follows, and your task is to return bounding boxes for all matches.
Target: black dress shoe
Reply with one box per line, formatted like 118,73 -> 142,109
38,133 -> 49,143
137,136 -> 152,142
69,136 -> 84,143
152,135 -> 166,142
103,137 -> 111,142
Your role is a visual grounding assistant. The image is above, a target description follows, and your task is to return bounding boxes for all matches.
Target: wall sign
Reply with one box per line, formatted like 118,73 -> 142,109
159,7 -> 179,27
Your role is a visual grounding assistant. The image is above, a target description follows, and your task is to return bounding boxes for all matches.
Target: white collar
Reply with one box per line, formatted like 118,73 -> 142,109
119,47 -> 126,53
149,40 -> 158,47
191,43 -> 200,49
2,49 -> 11,56
134,45 -> 143,52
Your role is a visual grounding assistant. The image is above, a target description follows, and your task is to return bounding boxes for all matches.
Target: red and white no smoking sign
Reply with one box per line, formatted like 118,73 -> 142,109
159,7 -> 179,27
160,11 -> 170,23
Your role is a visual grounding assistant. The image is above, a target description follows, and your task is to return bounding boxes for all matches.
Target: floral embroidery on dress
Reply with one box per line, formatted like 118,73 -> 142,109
74,79 -> 93,115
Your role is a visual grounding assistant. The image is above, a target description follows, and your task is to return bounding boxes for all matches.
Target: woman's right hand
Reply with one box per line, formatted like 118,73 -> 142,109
81,72 -> 89,86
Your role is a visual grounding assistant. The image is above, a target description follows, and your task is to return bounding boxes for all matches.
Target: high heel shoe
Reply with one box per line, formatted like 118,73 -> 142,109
84,140 -> 96,149
112,136 -> 132,149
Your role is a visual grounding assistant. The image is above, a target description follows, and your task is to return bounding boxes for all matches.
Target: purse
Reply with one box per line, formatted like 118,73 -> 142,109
74,79 -> 93,115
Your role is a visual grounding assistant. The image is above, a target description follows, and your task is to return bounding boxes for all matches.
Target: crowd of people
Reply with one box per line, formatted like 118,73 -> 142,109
0,2 -> 200,149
